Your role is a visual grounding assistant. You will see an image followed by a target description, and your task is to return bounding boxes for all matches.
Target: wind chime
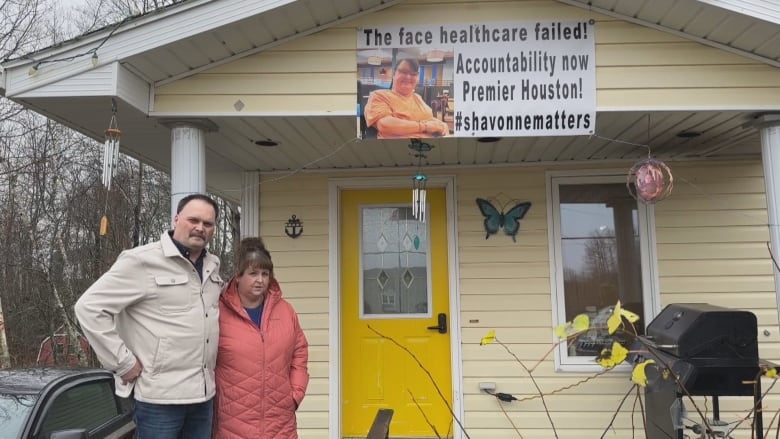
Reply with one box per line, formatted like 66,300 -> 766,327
409,139 -> 433,222
100,100 -> 121,236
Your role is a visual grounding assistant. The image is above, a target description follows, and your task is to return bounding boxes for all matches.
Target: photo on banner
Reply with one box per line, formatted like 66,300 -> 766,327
356,21 -> 597,140
357,47 -> 455,139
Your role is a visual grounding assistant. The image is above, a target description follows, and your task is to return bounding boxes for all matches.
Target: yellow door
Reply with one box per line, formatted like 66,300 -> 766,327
341,188 -> 452,438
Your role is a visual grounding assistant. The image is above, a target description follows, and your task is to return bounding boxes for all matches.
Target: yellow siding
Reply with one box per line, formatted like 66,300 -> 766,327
154,0 -> 780,113
257,173 -> 331,438
654,161 -> 780,365
455,162 -> 778,438
256,160 -> 779,438
654,162 -> 776,325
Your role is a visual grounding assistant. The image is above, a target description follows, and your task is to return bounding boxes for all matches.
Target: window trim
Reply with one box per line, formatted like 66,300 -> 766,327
546,169 -> 661,372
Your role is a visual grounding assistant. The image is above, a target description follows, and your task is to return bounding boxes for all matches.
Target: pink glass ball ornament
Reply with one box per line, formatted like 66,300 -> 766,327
627,158 -> 673,204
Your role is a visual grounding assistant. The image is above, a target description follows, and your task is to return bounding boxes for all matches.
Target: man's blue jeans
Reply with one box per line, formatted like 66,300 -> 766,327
134,398 -> 213,439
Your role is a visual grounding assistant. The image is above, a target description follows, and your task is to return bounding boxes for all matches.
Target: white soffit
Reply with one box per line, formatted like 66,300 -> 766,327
556,0 -> 780,68
2,0 -> 401,97
696,0 -> 780,24
3,0 -> 296,96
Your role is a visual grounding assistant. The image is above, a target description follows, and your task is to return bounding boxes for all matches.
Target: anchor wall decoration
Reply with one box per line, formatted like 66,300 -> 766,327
285,214 -> 304,238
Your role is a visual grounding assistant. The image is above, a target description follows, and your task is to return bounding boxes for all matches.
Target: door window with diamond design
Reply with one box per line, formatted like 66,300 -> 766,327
360,205 -> 431,318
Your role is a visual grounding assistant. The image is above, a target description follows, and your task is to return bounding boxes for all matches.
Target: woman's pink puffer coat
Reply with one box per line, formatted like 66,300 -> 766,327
214,277 -> 309,438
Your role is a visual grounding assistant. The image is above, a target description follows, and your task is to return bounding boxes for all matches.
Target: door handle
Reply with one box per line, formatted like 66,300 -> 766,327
426,313 -> 448,334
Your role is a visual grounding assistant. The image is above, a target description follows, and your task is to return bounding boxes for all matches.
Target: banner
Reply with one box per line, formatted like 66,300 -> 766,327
357,21 -> 596,139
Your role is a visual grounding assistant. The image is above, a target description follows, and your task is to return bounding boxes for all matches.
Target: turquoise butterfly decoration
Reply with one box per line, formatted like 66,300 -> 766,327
475,198 -> 532,242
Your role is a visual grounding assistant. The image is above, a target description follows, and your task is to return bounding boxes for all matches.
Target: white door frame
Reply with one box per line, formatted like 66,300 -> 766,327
327,175 -> 464,439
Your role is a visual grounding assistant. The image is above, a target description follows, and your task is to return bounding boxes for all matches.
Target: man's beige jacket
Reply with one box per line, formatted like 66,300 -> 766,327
75,231 -> 223,404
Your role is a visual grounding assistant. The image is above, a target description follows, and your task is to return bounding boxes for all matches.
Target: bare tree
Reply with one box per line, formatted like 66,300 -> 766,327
0,0 -> 238,367
71,0 -> 182,33
0,0 -> 52,367
0,0 -> 45,58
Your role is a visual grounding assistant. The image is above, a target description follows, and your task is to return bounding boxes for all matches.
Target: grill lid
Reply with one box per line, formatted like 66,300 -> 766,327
645,303 -> 758,361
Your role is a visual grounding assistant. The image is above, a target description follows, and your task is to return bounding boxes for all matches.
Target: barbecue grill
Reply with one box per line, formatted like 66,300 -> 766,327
631,303 -> 764,439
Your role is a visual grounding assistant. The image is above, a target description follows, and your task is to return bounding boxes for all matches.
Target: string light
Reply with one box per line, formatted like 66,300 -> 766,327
24,16 -> 130,74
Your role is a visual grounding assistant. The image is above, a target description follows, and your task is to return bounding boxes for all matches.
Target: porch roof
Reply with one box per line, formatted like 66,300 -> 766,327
1,0 -> 779,201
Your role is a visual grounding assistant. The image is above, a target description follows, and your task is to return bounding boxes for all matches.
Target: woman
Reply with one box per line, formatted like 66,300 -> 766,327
214,237 -> 309,439
364,58 -> 450,139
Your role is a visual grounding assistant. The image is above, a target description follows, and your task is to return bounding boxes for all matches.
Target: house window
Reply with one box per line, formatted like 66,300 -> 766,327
547,171 -> 659,370
381,292 -> 396,306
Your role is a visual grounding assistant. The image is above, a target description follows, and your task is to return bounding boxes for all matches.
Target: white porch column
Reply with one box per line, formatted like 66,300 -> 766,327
241,171 -> 260,237
756,114 -> 780,325
160,119 -> 217,221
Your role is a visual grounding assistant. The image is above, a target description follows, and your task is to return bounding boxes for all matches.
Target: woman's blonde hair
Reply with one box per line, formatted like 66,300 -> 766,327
236,237 -> 273,276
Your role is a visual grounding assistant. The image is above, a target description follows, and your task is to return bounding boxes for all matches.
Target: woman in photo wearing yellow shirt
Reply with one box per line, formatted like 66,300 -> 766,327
364,58 -> 450,139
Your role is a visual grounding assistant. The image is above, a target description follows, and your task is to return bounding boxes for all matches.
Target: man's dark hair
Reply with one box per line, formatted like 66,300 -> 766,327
177,193 -> 219,218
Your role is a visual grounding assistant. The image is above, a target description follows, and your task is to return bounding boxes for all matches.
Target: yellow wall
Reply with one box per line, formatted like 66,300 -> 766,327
256,174 -> 331,437
654,161 -> 780,362
258,160 -> 778,438
154,0 -> 780,114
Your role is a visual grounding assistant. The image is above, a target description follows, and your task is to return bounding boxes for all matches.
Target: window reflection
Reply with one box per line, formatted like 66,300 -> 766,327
361,206 -> 430,317
0,394 -> 36,438
559,183 -> 644,356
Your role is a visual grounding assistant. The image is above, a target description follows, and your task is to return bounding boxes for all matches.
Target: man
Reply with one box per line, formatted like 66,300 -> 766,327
75,194 -> 223,439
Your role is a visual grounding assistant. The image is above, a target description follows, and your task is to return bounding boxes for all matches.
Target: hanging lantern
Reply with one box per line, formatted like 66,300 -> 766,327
409,139 -> 433,223
102,103 -> 121,191
627,158 -> 673,204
